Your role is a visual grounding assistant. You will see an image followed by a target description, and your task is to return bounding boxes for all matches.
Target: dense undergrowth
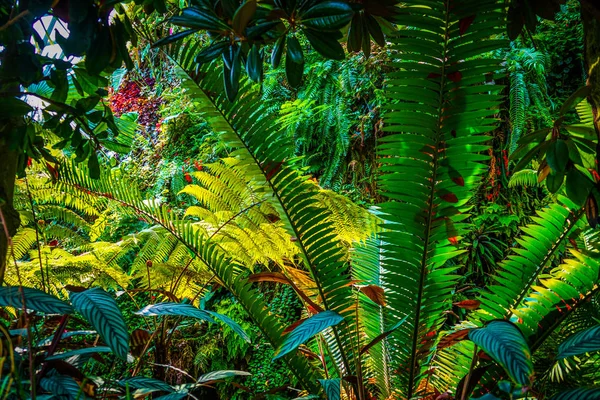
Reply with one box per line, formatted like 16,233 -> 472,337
1,0 -> 600,399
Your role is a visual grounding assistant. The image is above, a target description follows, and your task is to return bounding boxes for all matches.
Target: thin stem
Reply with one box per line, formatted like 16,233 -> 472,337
461,344 -> 479,400
0,208 -> 35,399
24,175 -> 46,292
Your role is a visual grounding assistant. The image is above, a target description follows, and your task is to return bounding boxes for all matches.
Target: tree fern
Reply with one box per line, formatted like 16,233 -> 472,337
378,0 -> 506,396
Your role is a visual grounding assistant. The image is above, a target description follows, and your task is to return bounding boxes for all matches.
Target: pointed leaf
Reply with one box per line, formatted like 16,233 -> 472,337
232,0 -> 257,35
46,346 -> 113,361
550,388 -> 600,400
0,286 -> 73,315
565,168 -> 593,207
70,288 -> 129,360
274,311 -> 343,360
303,28 -> 345,60
318,378 -> 341,400
301,1 -> 353,31
546,140 -> 569,174
557,324 -> 600,359
206,310 -> 251,343
136,302 -> 215,323
468,320 -> 533,386
197,370 -> 251,383
271,35 -> 286,68
358,285 -> 386,306
119,377 -> 175,393
152,29 -> 198,48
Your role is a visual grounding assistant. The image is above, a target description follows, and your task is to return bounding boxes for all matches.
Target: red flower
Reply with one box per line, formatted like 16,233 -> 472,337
184,173 -> 193,183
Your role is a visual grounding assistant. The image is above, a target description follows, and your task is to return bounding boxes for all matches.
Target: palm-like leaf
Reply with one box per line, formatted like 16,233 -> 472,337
379,0 -> 506,396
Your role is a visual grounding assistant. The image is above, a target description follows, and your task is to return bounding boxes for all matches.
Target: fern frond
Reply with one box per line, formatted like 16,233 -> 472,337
379,0 -> 506,396
508,169 -> 541,187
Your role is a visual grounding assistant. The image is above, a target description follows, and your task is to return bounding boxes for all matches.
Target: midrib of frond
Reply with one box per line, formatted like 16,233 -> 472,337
380,1 -> 506,396
407,3 -> 452,393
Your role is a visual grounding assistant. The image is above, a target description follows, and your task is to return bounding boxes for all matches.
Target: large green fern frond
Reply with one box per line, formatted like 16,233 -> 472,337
379,0 -> 506,396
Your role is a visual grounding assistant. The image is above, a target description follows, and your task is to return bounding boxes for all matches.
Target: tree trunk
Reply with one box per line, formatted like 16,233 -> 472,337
0,138 -> 21,284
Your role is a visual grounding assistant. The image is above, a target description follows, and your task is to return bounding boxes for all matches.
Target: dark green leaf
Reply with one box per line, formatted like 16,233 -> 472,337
274,310 -> 343,360
318,379 -> 340,400
287,35 -> 304,64
549,388 -> 600,400
271,35 -> 286,68
557,324 -> 600,359
46,346 -> 113,361
365,13 -> 385,47
88,152 -> 100,180
152,29 -> 198,48
301,1 -> 353,31
303,28 -> 345,60
119,377 -> 175,393
232,0 -> 257,35
246,44 -> 263,82
85,27 -> 112,76
546,140 -> 569,174
468,320 -> 533,386
136,302 -> 215,323
0,97 -> 33,117
347,12 -> 363,52
40,375 -> 87,399
546,170 -> 565,194
195,41 -> 229,64
171,7 -> 231,31
70,288 -> 129,360
565,168 -> 593,207
206,311 -> 251,342
0,286 -> 73,314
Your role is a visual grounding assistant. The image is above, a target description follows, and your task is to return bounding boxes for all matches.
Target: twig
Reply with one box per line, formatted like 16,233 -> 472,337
0,10 -> 30,32
0,208 -> 35,399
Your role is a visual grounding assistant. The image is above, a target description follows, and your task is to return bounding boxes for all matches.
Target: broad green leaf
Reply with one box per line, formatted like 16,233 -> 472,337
303,28 -> 344,60
88,152 -> 100,180
232,0 -> 256,34
546,140 -> 569,174
40,375 -> 88,399
119,377 -> 175,393
136,302 -> 215,323
152,29 -> 198,47
468,320 -> 533,386
550,388 -> 600,400
206,310 -> 251,342
557,324 -> 600,359
197,370 -> 251,383
70,288 -> 129,360
546,170 -> 565,194
246,44 -> 262,83
287,35 -> 304,64
0,286 -> 73,314
154,393 -> 188,400
46,346 -> 113,361
274,310 -> 344,360
0,97 -> 33,117
286,45 -> 304,88
171,7 -> 230,31
301,1 -> 353,31
271,35 -> 286,68
565,168 -> 593,207
318,378 -> 341,400
195,41 -> 229,65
